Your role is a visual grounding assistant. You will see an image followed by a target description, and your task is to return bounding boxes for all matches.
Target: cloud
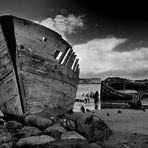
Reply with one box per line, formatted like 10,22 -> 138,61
73,36 -> 148,78
34,14 -> 84,40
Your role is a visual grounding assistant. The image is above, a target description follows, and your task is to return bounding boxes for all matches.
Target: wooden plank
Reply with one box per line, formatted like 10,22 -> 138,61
73,58 -> 79,71
58,47 -> 69,63
21,71 -> 77,115
63,49 -> 73,65
13,18 -> 71,59
18,50 -> 79,81
66,52 -> 76,69
0,22 -> 23,116
16,35 -> 55,60
56,38 -> 71,52
0,75 -> 17,105
16,49 -> 27,113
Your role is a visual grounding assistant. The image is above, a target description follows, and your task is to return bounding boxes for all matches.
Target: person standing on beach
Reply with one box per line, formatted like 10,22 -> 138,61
94,91 -> 99,110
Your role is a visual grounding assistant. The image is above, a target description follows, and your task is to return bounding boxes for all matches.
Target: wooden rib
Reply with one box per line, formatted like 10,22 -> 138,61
76,64 -> 80,73
67,52 -> 76,69
73,58 -> 79,71
58,47 -> 69,63
62,49 -> 73,65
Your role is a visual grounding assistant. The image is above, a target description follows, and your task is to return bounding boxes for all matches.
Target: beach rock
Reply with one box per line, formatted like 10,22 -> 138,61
117,110 -> 122,113
0,119 -> 5,126
86,143 -> 103,148
5,120 -> 23,135
24,114 -> 53,130
19,126 -> 42,137
44,123 -> 67,140
58,118 -> 76,131
0,132 -> 11,146
61,131 -> 86,140
16,135 -> 54,148
46,139 -> 88,148
64,112 -> 112,144
0,142 -> 12,148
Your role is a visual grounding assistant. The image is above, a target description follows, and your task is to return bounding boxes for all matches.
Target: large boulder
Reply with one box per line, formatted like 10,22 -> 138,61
19,126 -> 42,138
0,142 -> 12,148
44,123 -> 67,140
61,131 -> 86,140
64,112 -> 112,144
24,114 -> 53,130
5,120 -> 23,135
16,135 -> 54,148
57,118 -> 76,131
86,143 -> 103,148
0,132 -> 11,146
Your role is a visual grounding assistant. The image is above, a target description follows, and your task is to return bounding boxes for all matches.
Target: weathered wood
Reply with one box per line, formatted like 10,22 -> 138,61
100,77 -> 148,101
54,50 -> 60,59
66,53 -> 76,69
0,15 -> 79,116
16,49 -> 27,113
58,47 -> 69,63
63,49 -> 73,65
13,18 -> 71,61
56,37 -> 71,52
76,64 -> 80,74
18,51 -> 79,86
73,58 -> 79,71
0,24 -> 23,116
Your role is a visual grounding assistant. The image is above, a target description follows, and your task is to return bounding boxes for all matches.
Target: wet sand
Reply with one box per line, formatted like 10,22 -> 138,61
94,109 -> 148,135
93,109 -> 148,148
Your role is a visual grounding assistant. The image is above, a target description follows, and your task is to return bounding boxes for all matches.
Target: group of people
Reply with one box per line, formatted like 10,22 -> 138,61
80,91 -> 99,112
81,91 -> 99,104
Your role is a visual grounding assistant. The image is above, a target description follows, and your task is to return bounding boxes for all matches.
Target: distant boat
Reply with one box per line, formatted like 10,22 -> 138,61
0,15 -> 79,117
100,77 -> 148,102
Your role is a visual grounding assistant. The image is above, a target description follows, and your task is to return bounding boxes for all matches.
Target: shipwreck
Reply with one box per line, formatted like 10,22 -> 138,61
100,77 -> 148,102
0,15 -> 79,116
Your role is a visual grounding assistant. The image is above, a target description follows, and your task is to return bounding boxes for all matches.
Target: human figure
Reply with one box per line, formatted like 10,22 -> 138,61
94,91 -> 99,103
95,103 -> 98,110
93,91 -> 99,110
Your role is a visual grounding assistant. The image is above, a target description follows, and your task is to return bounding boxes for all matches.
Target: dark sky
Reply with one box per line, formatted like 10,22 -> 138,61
1,0 -> 148,79
0,0 -> 148,43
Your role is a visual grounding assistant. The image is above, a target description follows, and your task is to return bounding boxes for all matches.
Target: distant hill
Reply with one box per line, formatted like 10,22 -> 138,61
80,68 -> 148,80
79,78 -> 101,84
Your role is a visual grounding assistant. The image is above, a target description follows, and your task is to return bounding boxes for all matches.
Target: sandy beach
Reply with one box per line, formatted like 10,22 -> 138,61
93,109 -> 148,148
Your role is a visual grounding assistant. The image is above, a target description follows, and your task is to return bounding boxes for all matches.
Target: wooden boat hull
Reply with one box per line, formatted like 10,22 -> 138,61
100,81 -> 133,102
0,16 -> 79,116
100,77 -> 148,102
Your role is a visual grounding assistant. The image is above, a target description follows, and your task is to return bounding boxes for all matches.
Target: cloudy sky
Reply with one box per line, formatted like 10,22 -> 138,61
1,0 -> 148,79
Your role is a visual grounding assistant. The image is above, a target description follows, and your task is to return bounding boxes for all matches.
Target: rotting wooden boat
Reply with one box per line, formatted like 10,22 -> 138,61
100,77 -> 148,102
0,15 -> 79,117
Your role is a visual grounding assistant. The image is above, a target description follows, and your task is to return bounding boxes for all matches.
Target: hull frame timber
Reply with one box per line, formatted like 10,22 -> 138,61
100,77 -> 148,102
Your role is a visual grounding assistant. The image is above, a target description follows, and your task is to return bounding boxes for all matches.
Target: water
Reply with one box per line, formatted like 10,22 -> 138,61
73,84 -> 101,112
73,84 -> 148,112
